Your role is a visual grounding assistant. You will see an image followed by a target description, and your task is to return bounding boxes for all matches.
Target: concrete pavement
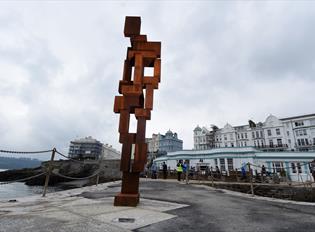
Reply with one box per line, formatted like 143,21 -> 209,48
1,179 -> 315,232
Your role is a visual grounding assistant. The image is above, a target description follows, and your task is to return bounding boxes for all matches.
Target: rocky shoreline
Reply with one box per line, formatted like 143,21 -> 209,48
0,159 -> 121,188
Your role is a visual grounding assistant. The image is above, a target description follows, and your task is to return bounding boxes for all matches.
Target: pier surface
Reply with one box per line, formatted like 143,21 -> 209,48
1,179 -> 315,232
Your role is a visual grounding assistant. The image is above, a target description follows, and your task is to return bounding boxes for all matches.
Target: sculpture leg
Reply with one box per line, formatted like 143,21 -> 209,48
114,171 -> 140,206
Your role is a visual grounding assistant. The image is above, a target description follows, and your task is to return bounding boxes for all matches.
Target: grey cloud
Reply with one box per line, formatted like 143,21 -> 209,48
1,2 -> 315,156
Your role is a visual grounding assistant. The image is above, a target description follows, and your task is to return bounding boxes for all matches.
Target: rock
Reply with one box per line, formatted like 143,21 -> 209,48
0,159 -> 121,187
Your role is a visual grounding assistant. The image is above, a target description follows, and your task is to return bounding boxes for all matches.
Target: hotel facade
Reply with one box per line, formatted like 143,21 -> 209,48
153,147 -> 315,182
194,113 -> 315,152
153,114 -> 315,182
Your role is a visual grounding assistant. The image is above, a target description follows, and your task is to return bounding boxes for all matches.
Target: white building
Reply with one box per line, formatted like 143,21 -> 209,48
68,136 -> 103,160
102,144 -> 121,160
194,113 -> 315,152
154,147 -> 315,182
146,133 -> 161,153
68,136 -> 120,160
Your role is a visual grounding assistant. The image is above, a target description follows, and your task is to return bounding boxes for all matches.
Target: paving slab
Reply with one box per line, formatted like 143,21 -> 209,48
2,179 -> 315,232
0,181 -> 189,232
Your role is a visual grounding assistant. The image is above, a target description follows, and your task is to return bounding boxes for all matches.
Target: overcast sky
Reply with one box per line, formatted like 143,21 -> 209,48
1,1 -> 315,159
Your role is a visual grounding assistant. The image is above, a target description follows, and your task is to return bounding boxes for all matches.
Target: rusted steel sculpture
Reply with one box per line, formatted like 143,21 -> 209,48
113,16 -> 161,206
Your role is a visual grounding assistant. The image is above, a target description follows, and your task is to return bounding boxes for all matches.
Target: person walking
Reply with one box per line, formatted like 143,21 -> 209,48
310,160 -> 315,182
162,162 -> 168,179
151,162 -> 157,179
177,160 -> 183,181
215,166 -> 221,179
241,165 -> 246,181
261,164 -> 266,183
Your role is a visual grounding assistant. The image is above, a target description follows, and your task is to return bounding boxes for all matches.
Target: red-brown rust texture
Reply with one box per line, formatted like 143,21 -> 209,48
114,16 -> 161,206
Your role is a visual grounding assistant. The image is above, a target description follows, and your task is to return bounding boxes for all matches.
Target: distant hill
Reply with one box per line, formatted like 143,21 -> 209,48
0,156 -> 41,170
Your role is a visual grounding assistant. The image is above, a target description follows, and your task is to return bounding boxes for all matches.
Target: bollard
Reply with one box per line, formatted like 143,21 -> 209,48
42,148 -> 56,197
248,163 -> 254,197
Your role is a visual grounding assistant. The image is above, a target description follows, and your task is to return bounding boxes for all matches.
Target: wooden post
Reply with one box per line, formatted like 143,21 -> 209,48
248,163 -> 254,197
42,148 -> 56,197
211,175 -> 214,187
210,167 -> 214,187
185,160 -> 189,185
96,174 -> 100,186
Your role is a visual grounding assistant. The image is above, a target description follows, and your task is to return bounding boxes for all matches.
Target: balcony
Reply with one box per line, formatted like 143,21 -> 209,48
255,144 -> 288,152
296,144 -> 315,151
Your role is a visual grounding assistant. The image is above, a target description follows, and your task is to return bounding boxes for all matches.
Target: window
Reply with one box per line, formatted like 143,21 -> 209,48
254,141 -> 256,146
220,158 -> 226,171
288,139 -> 291,144
224,136 -> 227,141
267,130 -> 272,136
227,158 -> 233,171
269,140 -> 274,147
291,163 -> 296,173
295,121 -> 304,127
295,129 -> 307,137
237,134 -> 240,139
199,159 -> 203,163
276,128 -> 280,135
252,132 -> 255,138
297,163 -> 302,173
287,131 -> 290,136
306,139 -> 309,145
277,139 -> 282,147
244,142 -> 247,146
256,131 -> 259,138
297,139 -> 301,146
245,133 -> 247,139
301,139 -> 305,146
260,131 -> 263,138
272,162 -> 283,173
241,134 -> 244,139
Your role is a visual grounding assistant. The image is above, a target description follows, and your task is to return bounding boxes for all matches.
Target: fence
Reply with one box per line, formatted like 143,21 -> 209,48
0,148 -> 104,197
1,147 -> 315,201
148,161 -> 315,200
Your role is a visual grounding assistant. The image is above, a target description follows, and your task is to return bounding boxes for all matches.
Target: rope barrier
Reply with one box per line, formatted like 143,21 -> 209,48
289,181 -> 313,187
248,161 -> 314,172
0,172 -> 46,185
0,149 -> 52,154
52,170 -> 101,180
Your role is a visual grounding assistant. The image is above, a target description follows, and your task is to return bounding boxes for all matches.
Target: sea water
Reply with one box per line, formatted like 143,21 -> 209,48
0,169 -> 61,200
